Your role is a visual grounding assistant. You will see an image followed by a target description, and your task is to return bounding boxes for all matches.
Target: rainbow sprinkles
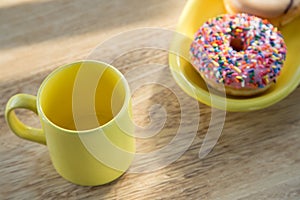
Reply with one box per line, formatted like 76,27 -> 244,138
190,13 -> 287,95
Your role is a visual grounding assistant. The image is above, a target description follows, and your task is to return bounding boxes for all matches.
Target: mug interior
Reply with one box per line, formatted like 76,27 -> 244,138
38,61 -> 127,131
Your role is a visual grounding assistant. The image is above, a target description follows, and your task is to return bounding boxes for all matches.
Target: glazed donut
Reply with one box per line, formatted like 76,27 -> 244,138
223,0 -> 300,26
190,13 -> 287,96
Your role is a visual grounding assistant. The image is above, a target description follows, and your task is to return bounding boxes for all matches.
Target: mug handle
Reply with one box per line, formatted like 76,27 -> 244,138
5,94 -> 46,145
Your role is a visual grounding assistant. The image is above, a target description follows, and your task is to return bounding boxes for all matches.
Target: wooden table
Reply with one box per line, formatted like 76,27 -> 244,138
1,0 -> 300,199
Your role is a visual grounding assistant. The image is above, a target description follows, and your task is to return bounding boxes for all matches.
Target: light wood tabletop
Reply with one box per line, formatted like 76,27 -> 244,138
1,0 -> 300,199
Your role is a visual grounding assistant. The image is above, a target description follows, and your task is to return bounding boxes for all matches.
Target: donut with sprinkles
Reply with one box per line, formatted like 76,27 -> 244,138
190,13 -> 287,96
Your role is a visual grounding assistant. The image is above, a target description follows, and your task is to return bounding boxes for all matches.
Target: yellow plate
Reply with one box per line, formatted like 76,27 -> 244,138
169,0 -> 300,112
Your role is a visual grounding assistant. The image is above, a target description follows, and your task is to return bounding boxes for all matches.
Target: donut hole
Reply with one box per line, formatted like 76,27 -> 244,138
230,37 -> 245,52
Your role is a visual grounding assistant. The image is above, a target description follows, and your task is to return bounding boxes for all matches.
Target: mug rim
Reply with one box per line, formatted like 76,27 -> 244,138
36,60 -> 131,134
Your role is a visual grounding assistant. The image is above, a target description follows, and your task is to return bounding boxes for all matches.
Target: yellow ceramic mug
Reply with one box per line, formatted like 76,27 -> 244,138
5,60 -> 135,186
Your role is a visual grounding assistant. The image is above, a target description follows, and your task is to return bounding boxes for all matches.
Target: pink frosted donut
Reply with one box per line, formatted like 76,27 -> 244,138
190,13 -> 287,96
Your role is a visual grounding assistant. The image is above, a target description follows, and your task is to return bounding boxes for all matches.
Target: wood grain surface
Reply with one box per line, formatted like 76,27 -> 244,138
1,0 -> 300,199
